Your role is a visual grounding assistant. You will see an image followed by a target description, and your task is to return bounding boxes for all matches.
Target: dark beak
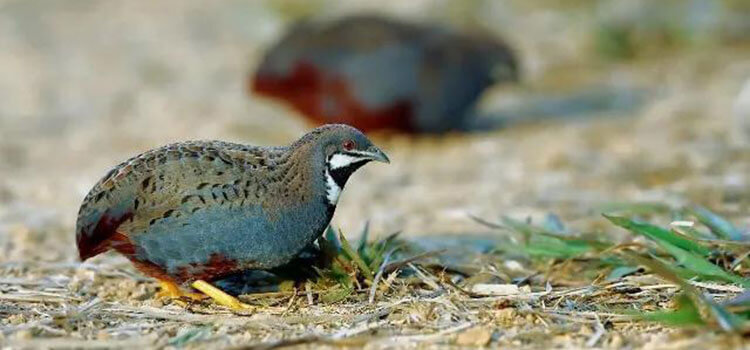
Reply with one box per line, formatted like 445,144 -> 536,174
366,146 -> 390,164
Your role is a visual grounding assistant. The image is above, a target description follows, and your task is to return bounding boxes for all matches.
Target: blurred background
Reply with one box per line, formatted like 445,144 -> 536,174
1,0 -> 750,263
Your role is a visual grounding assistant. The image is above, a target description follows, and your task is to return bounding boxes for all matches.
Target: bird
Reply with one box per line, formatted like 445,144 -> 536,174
75,124 -> 389,309
250,15 -> 519,133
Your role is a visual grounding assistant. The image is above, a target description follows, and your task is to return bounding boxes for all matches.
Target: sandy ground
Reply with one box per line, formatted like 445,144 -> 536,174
1,0 -> 750,348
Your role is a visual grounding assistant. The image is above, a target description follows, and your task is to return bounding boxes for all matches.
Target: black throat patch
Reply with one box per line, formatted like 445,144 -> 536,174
328,160 -> 369,188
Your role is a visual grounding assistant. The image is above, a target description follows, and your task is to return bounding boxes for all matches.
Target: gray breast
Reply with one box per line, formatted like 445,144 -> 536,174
130,199 -> 332,276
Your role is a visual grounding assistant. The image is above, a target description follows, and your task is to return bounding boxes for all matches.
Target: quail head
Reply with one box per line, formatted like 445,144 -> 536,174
75,124 -> 389,309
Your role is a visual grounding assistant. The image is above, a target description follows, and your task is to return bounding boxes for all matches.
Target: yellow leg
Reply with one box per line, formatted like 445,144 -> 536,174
191,280 -> 252,310
156,280 -> 207,301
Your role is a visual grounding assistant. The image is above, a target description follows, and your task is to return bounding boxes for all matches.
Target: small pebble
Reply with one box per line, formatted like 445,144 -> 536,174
456,326 -> 492,346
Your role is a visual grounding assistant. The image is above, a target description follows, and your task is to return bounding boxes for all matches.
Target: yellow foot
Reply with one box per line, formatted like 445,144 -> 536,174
191,280 -> 253,311
156,280 -> 208,304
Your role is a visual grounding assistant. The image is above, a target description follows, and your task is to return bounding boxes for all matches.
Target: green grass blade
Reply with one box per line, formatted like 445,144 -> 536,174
640,294 -> 704,326
339,230 -> 374,281
651,255 -> 703,280
524,235 -> 593,258
670,224 -> 713,240
324,226 -> 341,250
688,206 -> 743,241
313,263 -> 353,288
368,232 -> 402,270
622,252 -> 747,332
318,227 -> 341,258
501,217 -> 536,239
607,266 -> 642,281
604,214 -> 712,256
706,300 -> 749,332
357,221 -> 370,256
658,240 -> 750,287
499,216 -> 611,259
319,285 -> 354,303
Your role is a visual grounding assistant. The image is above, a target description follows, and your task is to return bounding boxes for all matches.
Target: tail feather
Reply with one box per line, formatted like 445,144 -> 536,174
76,209 -> 134,260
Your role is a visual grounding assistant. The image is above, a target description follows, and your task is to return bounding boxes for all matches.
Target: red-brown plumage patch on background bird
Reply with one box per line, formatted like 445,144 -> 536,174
252,62 -> 414,132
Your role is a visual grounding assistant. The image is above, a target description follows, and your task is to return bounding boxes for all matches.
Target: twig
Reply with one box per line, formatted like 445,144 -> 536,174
9,334 -> 159,349
585,314 -> 606,347
280,288 -> 298,317
0,278 -> 46,286
383,249 -> 446,274
351,306 -> 392,324
689,281 -> 745,293
305,281 -> 314,306
101,305 -> 275,327
730,249 -> 750,269
234,335 -> 321,350
369,248 -> 395,304
36,324 -> 68,336
439,276 -> 483,298
468,214 -> 505,230
409,264 -> 441,291
234,319 -> 388,350
0,293 -> 71,303
375,322 -> 474,345
1,318 -> 54,335
331,318 -> 388,339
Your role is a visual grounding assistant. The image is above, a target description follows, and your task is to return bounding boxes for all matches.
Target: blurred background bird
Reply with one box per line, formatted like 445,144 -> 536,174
250,15 -> 519,133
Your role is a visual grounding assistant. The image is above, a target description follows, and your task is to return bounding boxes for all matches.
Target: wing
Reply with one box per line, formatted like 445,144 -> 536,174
75,140 -> 285,260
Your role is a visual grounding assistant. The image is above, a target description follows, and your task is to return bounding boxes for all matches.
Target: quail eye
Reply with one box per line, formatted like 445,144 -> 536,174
342,139 -> 355,151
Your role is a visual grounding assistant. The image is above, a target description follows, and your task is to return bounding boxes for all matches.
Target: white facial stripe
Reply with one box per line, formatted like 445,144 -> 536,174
348,150 -> 376,157
328,153 -> 368,169
325,169 -> 341,205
